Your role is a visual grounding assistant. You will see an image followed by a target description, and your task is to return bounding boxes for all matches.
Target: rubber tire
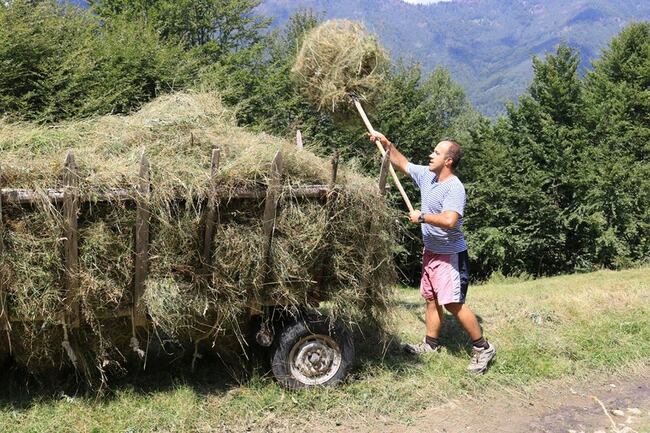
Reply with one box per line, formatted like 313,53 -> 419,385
270,317 -> 354,390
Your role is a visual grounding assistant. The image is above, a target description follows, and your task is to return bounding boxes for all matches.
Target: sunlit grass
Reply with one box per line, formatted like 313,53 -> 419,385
1,266 -> 648,432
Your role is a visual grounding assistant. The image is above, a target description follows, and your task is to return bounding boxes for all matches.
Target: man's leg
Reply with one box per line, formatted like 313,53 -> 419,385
445,302 -> 496,373
444,302 -> 481,340
402,253 -> 444,354
402,299 -> 443,354
403,250 -> 443,353
425,298 -> 444,339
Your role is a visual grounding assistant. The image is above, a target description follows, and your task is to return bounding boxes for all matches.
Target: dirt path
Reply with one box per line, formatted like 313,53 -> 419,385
424,368 -> 650,433
324,364 -> 650,433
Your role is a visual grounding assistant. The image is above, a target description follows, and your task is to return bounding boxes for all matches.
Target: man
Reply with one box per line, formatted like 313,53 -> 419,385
369,132 -> 496,374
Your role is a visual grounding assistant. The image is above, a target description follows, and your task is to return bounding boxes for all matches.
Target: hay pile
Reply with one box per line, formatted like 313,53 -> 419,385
292,20 -> 389,113
0,92 -> 396,385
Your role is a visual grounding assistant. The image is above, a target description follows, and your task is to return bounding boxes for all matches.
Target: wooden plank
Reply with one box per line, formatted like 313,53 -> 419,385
132,152 -> 150,328
296,130 -> 303,149
1,188 -> 129,204
1,185 -> 328,204
378,149 -> 390,195
63,151 -> 80,328
329,150 -> 339,189
0,165 -> 9,332
262,150 -> 283,271
202,148 -> 220,270
9,306 -> 133,322
225,187 -> 325,200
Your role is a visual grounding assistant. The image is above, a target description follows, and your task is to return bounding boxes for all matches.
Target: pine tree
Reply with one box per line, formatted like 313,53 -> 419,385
529,44 -> 582,126
581,22 -> 650,267
465,44 -> 588,276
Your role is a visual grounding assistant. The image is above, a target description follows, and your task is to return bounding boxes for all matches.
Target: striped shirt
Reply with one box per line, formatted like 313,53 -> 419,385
407,163 -> 467,254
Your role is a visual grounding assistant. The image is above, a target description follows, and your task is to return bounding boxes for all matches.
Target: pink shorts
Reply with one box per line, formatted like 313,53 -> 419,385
420,249 -> 469,305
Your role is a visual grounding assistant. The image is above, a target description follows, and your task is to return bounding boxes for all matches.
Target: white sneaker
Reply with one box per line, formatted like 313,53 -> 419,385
401,337 -> 442,355
467,342 -> 496,373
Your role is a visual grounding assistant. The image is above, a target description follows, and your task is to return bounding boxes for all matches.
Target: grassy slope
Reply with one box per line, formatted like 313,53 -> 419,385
1,266 -> 648,432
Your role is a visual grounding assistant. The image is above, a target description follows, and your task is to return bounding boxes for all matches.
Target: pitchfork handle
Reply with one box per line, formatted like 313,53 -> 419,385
352,99 -> 415,213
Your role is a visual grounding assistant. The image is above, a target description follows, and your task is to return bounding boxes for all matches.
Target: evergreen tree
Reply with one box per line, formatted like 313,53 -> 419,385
465,44 -> 587,277
581,22 -> 650,267
529,44 -> 583,126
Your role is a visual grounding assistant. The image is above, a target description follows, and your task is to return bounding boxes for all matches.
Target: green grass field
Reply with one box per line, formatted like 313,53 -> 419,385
1,266 -> 649,432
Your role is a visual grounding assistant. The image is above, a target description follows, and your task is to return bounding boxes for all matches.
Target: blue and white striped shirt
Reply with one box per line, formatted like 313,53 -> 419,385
407,163 -> 467,254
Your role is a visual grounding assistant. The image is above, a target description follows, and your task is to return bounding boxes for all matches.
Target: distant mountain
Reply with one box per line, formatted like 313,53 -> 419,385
256,0 -> 650,116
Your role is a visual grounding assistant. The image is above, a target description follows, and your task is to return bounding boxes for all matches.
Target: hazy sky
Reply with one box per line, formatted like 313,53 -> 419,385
401,0 -> 452,4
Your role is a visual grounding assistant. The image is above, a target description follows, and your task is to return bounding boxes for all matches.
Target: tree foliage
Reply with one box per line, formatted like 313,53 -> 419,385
90,0 -> 270,61
0,0 -> 93,118
0,1 -> 647,281
0,0 -> 192,121
579,22 -> 650,268
464,44 -> 591,277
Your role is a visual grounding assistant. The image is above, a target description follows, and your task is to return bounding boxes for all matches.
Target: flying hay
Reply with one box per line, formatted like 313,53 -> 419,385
292,19 -> 389,113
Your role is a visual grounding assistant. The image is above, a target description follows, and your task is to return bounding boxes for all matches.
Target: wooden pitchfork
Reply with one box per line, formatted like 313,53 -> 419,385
352,97 -> 414,212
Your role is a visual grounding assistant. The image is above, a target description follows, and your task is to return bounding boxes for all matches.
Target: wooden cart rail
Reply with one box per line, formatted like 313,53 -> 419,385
0,185 -> 331,204
0,144 -> 391,337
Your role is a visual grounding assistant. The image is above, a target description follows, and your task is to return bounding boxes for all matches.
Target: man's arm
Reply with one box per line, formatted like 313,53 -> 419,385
368,132 -> 409,174
409,210 -> 460,229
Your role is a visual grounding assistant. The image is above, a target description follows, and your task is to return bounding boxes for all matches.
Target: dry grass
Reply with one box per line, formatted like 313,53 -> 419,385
292,19 -> 389,114
0,91 -> 396,385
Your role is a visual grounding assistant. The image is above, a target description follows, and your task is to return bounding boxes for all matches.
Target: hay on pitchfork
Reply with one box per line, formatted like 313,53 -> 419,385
292,19 -> 389,113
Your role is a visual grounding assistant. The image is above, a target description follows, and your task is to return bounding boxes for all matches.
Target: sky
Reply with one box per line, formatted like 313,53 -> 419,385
401,0 -> 452,4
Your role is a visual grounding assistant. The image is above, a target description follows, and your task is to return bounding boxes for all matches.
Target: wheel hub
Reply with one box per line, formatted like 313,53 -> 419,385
289,335 -> 343,385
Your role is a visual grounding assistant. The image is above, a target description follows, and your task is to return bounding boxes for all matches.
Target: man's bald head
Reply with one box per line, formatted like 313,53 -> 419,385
441,138 -> 463,170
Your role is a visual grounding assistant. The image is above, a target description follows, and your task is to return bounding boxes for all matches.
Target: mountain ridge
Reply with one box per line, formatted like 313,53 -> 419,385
257,0 -> 650,116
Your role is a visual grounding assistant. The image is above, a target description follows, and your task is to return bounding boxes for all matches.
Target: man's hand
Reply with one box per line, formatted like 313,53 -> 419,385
368,130 -> 410,175
409,210 -> 421,224
368,131 -> 391,150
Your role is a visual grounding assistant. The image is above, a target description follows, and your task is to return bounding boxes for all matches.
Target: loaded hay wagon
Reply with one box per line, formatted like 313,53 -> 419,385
0,93 -> 396,390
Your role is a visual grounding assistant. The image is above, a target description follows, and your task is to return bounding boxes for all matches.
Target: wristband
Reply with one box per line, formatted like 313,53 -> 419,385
418,213 -> 426,224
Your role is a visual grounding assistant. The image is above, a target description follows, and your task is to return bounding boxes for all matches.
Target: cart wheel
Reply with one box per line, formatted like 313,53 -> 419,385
270,317 -> 354,389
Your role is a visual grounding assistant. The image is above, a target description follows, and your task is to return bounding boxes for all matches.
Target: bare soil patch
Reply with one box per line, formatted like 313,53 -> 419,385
318,364 -> 650,433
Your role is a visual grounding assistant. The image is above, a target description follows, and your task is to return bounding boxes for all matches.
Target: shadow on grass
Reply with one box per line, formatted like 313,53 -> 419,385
0,308 -> 483,408
349,307 -> 486,384
0,317 -> 286,408
0,346 -> 251,410
392,298 -> 485,356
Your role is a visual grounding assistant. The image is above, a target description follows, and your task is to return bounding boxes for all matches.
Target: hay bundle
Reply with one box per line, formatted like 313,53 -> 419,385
292,19 -> 389,112
0,91 -> 396,384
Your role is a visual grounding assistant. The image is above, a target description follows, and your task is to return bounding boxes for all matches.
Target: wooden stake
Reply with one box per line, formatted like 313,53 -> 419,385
262,151 -> 283,264
0,164 -> 9,333
133,152 -> 150,328
329,150 -> 339,190
352,98 -> 414,212
296,130 -> 303,149
378,149 -> 390,195
202,148 -> 220,270
63,151 -> 80,328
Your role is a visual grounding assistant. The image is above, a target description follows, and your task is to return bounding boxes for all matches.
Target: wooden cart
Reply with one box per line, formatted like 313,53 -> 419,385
0,142 -> 392,389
